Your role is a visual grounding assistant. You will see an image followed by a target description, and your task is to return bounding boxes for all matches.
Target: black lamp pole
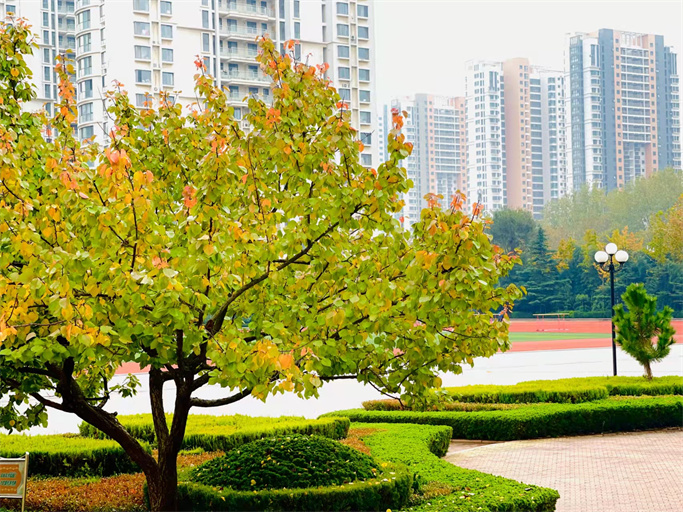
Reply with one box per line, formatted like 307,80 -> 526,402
594,244 -> 629,377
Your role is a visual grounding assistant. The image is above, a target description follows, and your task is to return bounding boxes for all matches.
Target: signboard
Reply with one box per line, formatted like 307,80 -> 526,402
0,453 -> 29,512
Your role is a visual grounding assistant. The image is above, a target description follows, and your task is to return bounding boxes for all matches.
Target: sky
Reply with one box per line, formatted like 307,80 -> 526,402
373,0 -> 683,103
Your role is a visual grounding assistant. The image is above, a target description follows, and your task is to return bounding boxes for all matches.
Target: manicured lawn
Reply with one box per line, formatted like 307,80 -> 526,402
509,332 -> 610,342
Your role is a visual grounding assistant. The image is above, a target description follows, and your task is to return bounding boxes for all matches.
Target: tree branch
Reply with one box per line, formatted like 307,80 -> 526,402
189,387 -> 252,408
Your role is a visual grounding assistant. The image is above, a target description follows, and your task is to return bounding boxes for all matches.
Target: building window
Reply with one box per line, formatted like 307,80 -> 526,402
357,4 -> 369,17
361,153 -> 372,166
160,24 -> 173,39
162,48 -> 174,63
135,94 -> 149,107
135,69 -> 152,84
249,86 -> 259,96
338,88 -> 350,100
80,126 -> 94,140
338,45 -> 349,58
361,132 -> 372,145
6,4 -> 17,15
160,1 -> 172,15
294,22 -> 300,39
79,102 -> 93,122
134,22 -> 151,37
202,33 -> 210,53
358,26 -> 369,39
134,45 -> 152,60
133,0 -> 149,11
294,0 -> 300,17
78,56 -> 92,77
358,47 -> 370,60
202,10 -> 209,29
77,33 -> 91,52
336,2 -> 349,15
228,85 -> 239,99
43,12 -> 50,27
43,66 -> 51,81
359,90 -> 370,102
44,84 -> 51,98
337,24 -> 349,37
79,79 -> 93,99
359,69 -> 370,81
360,111 -> 371,124
162,72 -> 174,87
338,66 -> 350,79
77,9 -> 90,30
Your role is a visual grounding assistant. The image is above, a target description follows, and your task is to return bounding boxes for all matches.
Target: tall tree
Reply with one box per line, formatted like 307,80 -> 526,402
488,208 -> 537,253
0,25 -> 522,511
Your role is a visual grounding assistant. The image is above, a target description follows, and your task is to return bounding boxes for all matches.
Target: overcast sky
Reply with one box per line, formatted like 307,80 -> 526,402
373,0 -> 683,103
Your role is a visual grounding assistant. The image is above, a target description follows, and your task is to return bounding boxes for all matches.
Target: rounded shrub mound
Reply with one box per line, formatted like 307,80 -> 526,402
191,434 -> 379,491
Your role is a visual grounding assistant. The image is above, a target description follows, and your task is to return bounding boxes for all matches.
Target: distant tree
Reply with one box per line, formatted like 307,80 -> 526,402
613,284 -> 676,380
489,208 -> 537,253
648,195 -> 683,263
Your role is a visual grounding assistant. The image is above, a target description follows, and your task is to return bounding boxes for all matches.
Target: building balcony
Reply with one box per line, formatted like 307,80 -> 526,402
220,27 -> 265,40
220,49 -> 259,62
218,1 -> 275,20
221,70 -> 270,84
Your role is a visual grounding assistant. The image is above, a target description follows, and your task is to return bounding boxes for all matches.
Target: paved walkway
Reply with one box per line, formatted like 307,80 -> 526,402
445,429 -> 683,512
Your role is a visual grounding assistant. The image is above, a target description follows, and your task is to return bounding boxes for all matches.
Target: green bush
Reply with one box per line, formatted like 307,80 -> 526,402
362,399 -> 521,412
525,376 -> 683,397
0,434 -> 146,477
325,396 -> 683,441
171,463 -> 412,511
191,434 -> 378,491
79,414 -> 349,451
444,382 -> 608,404
443,375 -> 682,404
353,422 -> 559,511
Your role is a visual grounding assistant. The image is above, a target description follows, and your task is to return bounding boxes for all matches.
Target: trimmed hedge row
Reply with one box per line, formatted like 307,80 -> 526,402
326,396 -> 683,441
170,462 -> 413,511
354,422 -> 560,511
362,399 -> 521,412
0,434 -> 146,477
443,376 -> 682,405
79,414 -> 350,451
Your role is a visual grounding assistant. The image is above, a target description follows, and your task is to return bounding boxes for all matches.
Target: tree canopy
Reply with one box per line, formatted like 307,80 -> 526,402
0,24 -> 521,511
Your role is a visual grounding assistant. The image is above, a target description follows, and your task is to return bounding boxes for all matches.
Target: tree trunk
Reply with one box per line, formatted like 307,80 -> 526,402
145,464 -> 178,512
643,360 -> 653,380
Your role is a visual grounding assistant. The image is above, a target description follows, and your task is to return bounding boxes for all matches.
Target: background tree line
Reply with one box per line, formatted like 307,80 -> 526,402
489,169 -> 683,317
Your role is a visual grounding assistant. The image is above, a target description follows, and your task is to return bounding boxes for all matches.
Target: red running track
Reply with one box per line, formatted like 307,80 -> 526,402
113,319 -> 683,374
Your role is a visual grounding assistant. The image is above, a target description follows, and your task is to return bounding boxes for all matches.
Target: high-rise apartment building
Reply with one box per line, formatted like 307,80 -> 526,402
1,0 -> 376,165
465,58 -> 567,218
381,94 -> 466,228
566,29 -> 680,192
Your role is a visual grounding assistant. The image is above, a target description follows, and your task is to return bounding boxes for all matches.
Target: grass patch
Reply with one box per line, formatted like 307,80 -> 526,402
354,422 -> 559,511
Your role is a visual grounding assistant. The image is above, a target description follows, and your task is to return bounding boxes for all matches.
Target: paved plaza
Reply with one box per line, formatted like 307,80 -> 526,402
445,429 -> 683,512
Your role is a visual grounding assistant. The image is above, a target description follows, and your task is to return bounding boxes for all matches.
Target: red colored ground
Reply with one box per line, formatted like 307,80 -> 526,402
113,319 -> 683,374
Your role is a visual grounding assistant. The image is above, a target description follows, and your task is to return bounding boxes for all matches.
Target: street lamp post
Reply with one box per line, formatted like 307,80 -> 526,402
594,243 -> 629,376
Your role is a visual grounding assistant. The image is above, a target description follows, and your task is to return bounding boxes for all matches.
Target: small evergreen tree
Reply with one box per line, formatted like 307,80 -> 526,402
613,284 -> 676,379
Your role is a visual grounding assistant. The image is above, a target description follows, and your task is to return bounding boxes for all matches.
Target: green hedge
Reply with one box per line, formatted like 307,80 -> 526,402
354,422 -> 559,511
79,414 -> 349,451
362,399 -> 522,412
444,375 -> 682,404
169,463 -> 412,511
0,434 -> 146,477
326,396 -> 683,441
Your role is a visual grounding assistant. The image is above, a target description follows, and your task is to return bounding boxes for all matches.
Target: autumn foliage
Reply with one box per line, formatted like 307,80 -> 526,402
0,21 -> 521,511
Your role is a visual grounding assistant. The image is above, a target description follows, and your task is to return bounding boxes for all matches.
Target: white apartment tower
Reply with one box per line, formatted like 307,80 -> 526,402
1,0 -> 376,166
465,60 -> 507,213
466,58 -> 567,218
383,94 -> 467,228
566,29 -> 680,192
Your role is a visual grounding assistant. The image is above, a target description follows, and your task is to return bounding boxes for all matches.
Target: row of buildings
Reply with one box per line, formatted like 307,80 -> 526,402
380,29 -> 681,224
2,0 -> 378,165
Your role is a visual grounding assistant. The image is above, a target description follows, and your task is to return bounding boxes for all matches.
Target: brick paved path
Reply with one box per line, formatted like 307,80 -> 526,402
445,429 -> 683,512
